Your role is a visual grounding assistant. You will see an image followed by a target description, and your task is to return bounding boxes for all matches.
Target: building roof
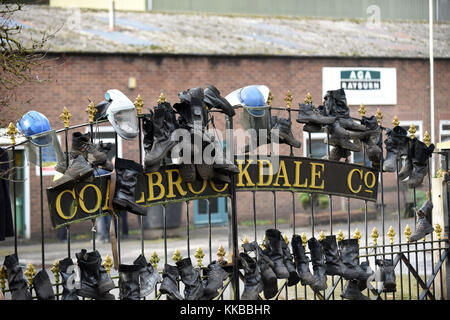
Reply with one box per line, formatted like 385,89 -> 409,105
5,4 -> 450,58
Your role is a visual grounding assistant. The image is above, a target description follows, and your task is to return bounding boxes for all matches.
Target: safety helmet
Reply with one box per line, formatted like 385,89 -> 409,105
105,89 -> 139,140
16,110 -> 52,146
225,85 -> 270,117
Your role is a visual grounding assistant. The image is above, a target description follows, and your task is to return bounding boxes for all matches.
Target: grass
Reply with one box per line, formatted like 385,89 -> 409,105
238,218 -> 290,227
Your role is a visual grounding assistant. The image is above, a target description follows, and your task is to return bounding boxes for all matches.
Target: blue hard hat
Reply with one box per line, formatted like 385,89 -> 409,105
240,86 -> 265,116
17,111 -> 52,146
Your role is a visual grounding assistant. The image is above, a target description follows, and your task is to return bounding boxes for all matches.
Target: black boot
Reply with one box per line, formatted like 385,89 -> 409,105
201,261 -> 228,299
159,264 -> 184,300
341,279 -> 369,300
320,235 -> 359,280
383,126 -> 409,172
204,85 -> 235,117
112,158 -> 147,216
179,163 -> 197,183
325,145 -> 351,161
51,154 -> 94,189
291,235 -> 315,286
325,89 -> 367,131
398,141 -> 414,180
133,254 -> 161,298
142,111 -> 159,172
3,254 -> 32,300
407,139 -> 435,188
409,200 -> 434,242
239,252 -> 264,300
279,235 -> 300,286
296,103 -> 336,125
242,241 -> 278,299
176,257 -> 204,300
303,122 -> 323,133
307,237 -> 328,291
338,239 -> 368,282
265,229 -> 290,279
326,121 -> 363,152
175,87 -> 208,138
118,264 -> 141,300
375,259 -> 396,292
71,132 -> 108,166
270,116 -> 301,149
58,257 -> 79,300
33,269 -> 55,300
360,115 -> 382,169
96,141 -> 114,171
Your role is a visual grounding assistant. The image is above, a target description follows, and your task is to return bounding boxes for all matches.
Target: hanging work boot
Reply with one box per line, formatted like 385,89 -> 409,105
196,163 -> 215,181
58,257 -> 79,300
382,126 -> 409,172
118,264 -> 141,300
204,85 -> 235,117
142,111 -> 159,172
270,116 -> 301,149
325,145 -> 351,161
338,239 -> 368,282
175,87 -> 208,140
308,237 -> 328,291
159,264 -> 184,300
51,154 -> 94,189
357,261 -> 374,291
133,254 -> 161,298
398,146 -> 413,181
325,89 -> 367,131
265,229 -> 290,279
360,115 -> 382,169
33,269 -> 55,300
242,241 -> 278,299
320,235 -> 360,280
201,261 -> 228,300
407,139 -> 435,188
239,252 -> 264,300
409,200 -> 434,242
179,163 -> 197,183
3,254 -> 32,300
326,121 -> 362,152
341,279 -> 369,300
71,132 -> 107,166
296,103 -> 336,125
279,235 -> 301,286
96,141 -> 113,171
375,259 -> 396,292
112,158 -> 147,216
291,235 -> 315,286
176,257 -> 204,300
303,122 -> 323,133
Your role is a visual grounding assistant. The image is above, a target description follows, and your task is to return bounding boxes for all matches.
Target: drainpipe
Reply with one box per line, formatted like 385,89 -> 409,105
429,0 -> 435,175
109,0 -> 115,31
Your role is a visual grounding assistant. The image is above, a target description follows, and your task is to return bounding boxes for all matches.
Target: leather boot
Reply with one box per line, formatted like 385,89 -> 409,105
398,141 -> 413,180
383,126 -> 409,172
410,200 -> 434,242
325,145 -> 351,161
175,87 -> 208,142
142,111 -> 159,172
179,163 -> 197,183
112,158 -> 147,216
196,163 -> 215,181
204,85 -> 235,117
58,257 -> 79,300
239,252 -> 264,300
279,235 -> 300,286
265,229 -> 290,279
3,254 -> 32,300
303,122 -> 323,133
407,139 -> 435,188
176,257 -> 204,300
291,235 -> 315,286
325,121 -> 363,152
133,254 -> 161,298
339,239 -> 368,282
201,261 -> 228,299
51,154 -> 94,189
96,141 -> 114,171
341,279 -> 369,300
357,261 -> 374,291
270,116 -> 301,148
33,269 -> 55,300
71,132 -> 107,166
375,259 -> 396,292
320,235 -> 359,280
119,264 -> 141,300
325,89 -> 367,131
159,264 -> 184,300
308,237 -> 328,291
296,103 -> 336,125
242,241 -> 278,299
360,115 -> 382,169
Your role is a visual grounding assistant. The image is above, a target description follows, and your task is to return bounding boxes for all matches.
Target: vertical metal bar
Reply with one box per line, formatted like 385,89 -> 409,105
378,129 -> 386,299
292,191 -> 298,300
413,188 -> 419,299
364,200 -> 370,299
186,201 -> 190,256
138,116 -> 145,256
90,123 -> 96,251
39,146 -> 45,270
64,128 -> 71,257
273,191 -> 277,229
163,205 -> 167,265
208,199 -> 212,263
427,163 -> 435,297
11,145 -> 17,258
252,191 -> 257,242
347,198 -> 351,239
395,159 -> 404,299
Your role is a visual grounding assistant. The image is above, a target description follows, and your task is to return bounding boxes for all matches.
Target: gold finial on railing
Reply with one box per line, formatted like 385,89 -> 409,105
172,249 -> 182,263
0,266 -> 6,292
375,108 -> 383,125
86,101 -> 97,123
283,233 -> 289,245
353,228 -> 362,244
150,251 -> 160,269
217,245 -> 226,264
59,107 -> 72,128
408,124 -> 417,139
134,94 -> 144,115
404,225 -> 412,242
435,223 -> 442,240
157,92 -> 166,105
304,92 -> 313,105
284,90 -> 293,108
6,122 -> 19,145
392,115 -> 400,127
423,131 -> 431,147
194,247 -> 205,267
387,226 -> 396,245
24,263 -> 36,286
242,236 -> 249,245
267,91 -> 274,106
51,260 -> 60,284
336,230 -> 345,242
318,231 -> 326,241
371,227 -> 379,246
102,255 -> 113,275
358,104 -> 366,117
301,232 -> 308,248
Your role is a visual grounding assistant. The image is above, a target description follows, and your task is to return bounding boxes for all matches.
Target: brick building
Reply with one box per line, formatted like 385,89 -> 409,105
1,5 -> 449,239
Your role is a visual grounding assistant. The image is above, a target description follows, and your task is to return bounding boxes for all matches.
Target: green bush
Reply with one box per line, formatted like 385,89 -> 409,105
298,193 -> 329,210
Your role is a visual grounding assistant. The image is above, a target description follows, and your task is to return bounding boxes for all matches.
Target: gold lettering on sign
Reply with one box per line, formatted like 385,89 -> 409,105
257,159 -> 273,186
166,169 -> 187,198
293,161 -> 308,187
309,162 -> 325,189
347,168 -> 363,194
364,171 -> 376,193
56,189 -> 77,220
146,172 -> 165,201
273,160 -> 291,187
236,159 -> 255,187
187,180 -> 207,195
79,184 -> 102,214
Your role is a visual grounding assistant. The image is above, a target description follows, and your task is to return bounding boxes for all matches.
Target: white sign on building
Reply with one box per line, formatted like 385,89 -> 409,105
322,67 -> 397,105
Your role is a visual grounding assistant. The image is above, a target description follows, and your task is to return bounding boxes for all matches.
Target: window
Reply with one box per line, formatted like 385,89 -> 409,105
398,120 -> 423,140
85,126 -> 123,160
440,120 -> 450,142
303,130 -> 328,159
